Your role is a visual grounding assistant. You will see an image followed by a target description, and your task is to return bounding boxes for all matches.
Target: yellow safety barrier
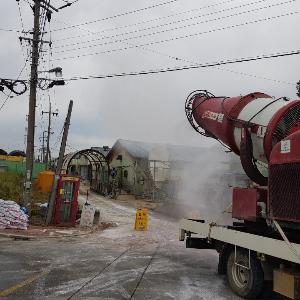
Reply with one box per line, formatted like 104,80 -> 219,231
134,208 -> 148,231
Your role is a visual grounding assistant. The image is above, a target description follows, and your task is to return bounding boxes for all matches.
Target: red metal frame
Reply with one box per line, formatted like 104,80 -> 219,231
269,130 -> 300,165
264,100 -> 300,161
53,175 -> 80,226
232,187 -> 267,221
192,92 -> 271,155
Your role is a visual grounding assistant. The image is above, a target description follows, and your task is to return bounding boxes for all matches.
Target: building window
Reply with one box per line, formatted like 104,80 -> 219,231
124,170 -> 128,178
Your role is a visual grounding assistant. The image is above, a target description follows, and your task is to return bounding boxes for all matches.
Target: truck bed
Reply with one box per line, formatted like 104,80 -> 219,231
179,218 -> 300,264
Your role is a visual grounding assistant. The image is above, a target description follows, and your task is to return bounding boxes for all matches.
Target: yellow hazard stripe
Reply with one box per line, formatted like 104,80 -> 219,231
0,271 -> 48,298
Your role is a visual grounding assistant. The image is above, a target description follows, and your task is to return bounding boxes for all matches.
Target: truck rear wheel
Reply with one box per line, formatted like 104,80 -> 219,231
227,249 -> 264,299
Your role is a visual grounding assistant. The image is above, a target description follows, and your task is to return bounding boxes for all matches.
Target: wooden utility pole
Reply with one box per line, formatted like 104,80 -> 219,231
42,97 -> 57,168
45,100 -> 51,167
23,0 -> 41,208
56,100 -> 73,174
46,100 -> 73,225
152,160 -> 156,201
41,130 -> 46,162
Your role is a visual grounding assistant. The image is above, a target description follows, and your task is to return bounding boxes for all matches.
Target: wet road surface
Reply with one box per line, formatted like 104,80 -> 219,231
0,194 -> 277,299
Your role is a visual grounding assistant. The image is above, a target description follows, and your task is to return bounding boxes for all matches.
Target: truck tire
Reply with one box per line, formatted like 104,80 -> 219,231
226,249 -> 264,299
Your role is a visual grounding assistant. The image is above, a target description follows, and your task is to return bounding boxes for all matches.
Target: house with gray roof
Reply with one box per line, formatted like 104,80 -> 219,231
106,139 -> 209,199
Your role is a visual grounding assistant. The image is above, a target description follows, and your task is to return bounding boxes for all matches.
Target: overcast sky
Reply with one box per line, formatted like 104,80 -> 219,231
0,0 -> 299,157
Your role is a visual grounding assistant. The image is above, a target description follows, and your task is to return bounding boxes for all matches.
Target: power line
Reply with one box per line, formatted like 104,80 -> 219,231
62,0 -> 80,4
51,12 -> 298,61
216,66 -> 295,85
54,0 -> 293,50
13,49 -> 299,83
133,41 -> 295,86
21,0 -> 33,6
53,0 -> 180,32
53,0 -> 243,43
50,0 -> 295,86
0,28 -> 23,32
53,2 -> 295,54
16,0 -> 25,32
51,123 -> 64,151
57,50 -> 300,81
16,0 -> 31,77
0,58 -> 29,112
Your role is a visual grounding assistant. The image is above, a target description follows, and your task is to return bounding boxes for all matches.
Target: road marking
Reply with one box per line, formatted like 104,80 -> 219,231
0,271 -> 48,298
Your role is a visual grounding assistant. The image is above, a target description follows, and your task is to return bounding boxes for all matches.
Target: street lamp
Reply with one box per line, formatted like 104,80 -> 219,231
38,67 -> 65,90
48,80 -> 65,89
48,67 -> 63,77
38,67 -> 63,77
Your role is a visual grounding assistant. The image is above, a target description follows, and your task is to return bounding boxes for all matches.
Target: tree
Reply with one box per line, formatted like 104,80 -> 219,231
297,80 -> 300,98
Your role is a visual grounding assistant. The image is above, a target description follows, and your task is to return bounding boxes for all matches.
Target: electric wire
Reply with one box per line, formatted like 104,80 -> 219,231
16,0 -> 31,76
16,0 -> 25,32
55,5 -> 295,53
51,50 -> 299,82
39,0 -> 50,55
62,0 -> 80,3
0,28 -> 23,33
131,39 -> 295,86
51,12 -> 298,61
52,125 -> 64,151
137,44 -> 295,85
54,0 -> 295,50
54,0 -> 243,43
50,1 -> 295,86
53,0 -> 180,32
65,0 -> 80,4
21,0 -> 33,6
0,58 -> 29,112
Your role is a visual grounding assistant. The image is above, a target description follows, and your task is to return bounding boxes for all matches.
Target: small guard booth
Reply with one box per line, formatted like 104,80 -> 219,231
53,175 -> 80,226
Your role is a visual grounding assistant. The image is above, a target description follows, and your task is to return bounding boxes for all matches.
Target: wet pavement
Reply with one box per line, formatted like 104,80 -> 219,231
0,193 -> 276,299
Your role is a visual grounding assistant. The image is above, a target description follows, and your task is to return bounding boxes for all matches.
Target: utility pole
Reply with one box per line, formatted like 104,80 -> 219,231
42,130 -> 46,162
56,100 -> 73,175
152,160 -> 156,201
24,115 -> 28,153
42,97 -> 58,168
46,100 -> 73,225
39,130 -> 47,162
45,100 -> 51,167
23,0 -> 41,208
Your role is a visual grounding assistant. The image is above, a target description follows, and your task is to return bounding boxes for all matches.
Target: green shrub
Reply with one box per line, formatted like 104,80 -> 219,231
0,172 -> 23,202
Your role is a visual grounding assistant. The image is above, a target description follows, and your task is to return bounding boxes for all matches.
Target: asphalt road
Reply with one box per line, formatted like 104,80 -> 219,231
0,194 -> 278,299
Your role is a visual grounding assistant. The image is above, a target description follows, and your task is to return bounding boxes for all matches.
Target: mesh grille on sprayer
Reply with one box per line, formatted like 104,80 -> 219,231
272,105 -> 300,147
269,163 -> 300,221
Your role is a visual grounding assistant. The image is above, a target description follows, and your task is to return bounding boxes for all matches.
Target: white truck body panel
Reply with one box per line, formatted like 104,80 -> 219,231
179,219 -> 300,264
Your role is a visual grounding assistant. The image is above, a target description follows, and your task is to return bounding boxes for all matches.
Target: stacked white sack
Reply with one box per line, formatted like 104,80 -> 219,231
0,200 -> 28,230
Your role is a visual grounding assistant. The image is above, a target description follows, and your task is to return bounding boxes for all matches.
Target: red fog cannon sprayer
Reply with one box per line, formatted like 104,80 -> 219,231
180,90 -> 300,299
185,90 -> 300,224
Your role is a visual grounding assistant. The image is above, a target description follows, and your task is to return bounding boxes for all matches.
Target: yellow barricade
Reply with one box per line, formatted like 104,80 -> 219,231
134,208 -> 148,231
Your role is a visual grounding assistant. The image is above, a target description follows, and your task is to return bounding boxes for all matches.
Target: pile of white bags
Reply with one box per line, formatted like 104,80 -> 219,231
0,200 -> 28,230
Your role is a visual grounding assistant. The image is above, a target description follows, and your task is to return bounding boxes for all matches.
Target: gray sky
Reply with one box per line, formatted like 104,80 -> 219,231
0,0 -> 299,156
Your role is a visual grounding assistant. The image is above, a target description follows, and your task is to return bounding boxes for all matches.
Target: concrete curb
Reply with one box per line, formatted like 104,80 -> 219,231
0,232 -> 36,240
0,227 -> 100,241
